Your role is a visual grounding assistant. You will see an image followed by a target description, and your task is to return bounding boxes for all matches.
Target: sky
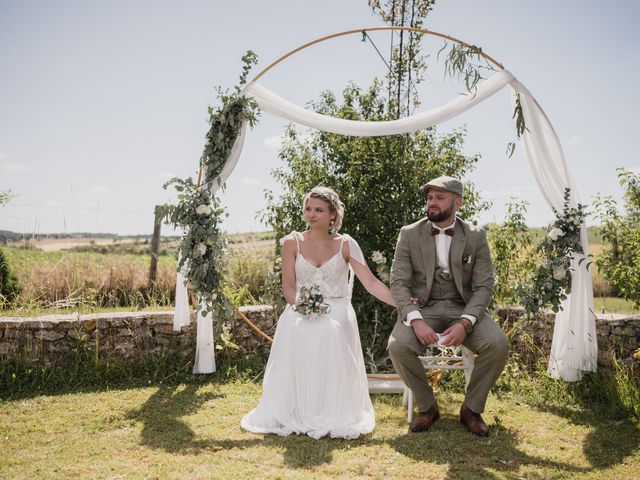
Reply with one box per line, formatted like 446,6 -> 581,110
1,0 -> 639,236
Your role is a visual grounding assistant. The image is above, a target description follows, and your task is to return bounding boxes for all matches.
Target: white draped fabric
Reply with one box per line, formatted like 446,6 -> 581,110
173,269 -> 191,331
508,79 -> 597,380
193,303 -> 216,374
179,68 -> 596,381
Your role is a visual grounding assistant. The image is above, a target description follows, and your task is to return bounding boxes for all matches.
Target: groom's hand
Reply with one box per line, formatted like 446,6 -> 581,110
410,319 -> 438,345
440,323 -> 466,347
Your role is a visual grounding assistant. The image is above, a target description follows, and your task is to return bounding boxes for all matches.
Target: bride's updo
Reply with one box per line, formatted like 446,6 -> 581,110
303,186 -> 345,232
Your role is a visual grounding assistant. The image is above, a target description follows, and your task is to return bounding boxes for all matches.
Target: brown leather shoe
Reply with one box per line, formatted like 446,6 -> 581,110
410,403 -> 440,433
460,404 -> 489,437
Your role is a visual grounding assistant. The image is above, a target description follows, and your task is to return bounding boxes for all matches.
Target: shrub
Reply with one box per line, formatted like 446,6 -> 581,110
0,247 -> 20,307
594,168 -> 640,308
262,81 -> 490,368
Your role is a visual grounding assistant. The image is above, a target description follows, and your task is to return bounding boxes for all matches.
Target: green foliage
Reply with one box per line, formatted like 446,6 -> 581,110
439,42 -> 493,92
160,52 -> 259,319
368,0 -> 436,115
202,51 -> 259,189
0,247 -> 20,306
262,80 -> 490,367
486,199 -> 537,307
594,168 -> 640,308
0,189 -> 14,206
160,177 -> 230,319
517,189 -> 590,315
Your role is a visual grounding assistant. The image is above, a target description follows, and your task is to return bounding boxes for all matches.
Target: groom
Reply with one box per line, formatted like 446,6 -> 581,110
388,175 -> 509,436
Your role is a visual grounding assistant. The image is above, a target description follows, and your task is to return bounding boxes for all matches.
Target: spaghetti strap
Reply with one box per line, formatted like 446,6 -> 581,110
294,232 -> 301,253
279,231 -> 303,254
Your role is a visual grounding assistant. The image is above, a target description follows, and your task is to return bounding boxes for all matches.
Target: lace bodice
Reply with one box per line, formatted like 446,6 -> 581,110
280,231 -> 366,300
295,249 -> 350,299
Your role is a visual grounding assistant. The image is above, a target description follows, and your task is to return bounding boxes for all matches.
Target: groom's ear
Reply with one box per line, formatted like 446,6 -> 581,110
454,196 -> 463,209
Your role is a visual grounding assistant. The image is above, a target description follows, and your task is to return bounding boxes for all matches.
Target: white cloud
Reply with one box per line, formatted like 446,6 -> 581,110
241,178 -> 261,186
90,185 -> 111,193
567,135 -> 582,145
160,171 -> 178,179
44,200 -> 62,207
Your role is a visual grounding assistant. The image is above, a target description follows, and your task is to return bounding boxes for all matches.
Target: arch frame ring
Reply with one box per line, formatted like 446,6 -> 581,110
251,26 -> 504,83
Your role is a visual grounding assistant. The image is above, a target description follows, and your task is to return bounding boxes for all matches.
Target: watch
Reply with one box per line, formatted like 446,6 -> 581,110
457,318 -> 473,335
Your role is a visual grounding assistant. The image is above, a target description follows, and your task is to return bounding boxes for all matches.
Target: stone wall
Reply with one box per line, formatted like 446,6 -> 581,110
0,306 -> 275,367
0,306 -> 637,371
498,308 -> 640,371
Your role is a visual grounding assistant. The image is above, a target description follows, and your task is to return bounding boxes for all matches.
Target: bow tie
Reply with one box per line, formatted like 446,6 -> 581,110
431,227 -> 454,237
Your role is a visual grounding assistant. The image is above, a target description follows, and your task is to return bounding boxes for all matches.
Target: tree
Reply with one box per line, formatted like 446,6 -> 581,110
594,168 -> 640,308
262,1 -> 491,369
368,0 -> 436,117
0,189 -> 20,307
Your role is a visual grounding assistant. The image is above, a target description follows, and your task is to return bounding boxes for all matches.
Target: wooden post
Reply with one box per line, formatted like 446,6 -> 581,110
148,206 -> 162,286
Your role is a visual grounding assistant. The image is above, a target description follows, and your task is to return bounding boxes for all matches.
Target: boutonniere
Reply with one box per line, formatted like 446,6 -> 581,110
462,253 -> 473,264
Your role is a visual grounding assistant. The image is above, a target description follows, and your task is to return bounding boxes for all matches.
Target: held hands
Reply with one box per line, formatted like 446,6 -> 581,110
439,322 -> 467,347
410,319 -> 439,345
411,319 -> 469,347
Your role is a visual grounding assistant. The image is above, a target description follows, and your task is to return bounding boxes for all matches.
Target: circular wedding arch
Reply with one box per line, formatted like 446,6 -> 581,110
179,27 -> 597,383
250,26 -> 504,82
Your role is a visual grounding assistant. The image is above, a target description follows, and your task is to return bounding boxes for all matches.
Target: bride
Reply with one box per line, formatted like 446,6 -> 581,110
241,186 -> 395,439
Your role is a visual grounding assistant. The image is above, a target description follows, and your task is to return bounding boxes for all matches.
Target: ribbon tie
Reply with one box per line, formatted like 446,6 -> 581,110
431,227 -> 454,237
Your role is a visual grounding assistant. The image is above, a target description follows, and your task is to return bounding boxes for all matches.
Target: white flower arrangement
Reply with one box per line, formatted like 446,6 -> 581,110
195,204 -> 212,216
518,188 -> 591,315
293,285 -> 331,317
194,242 -> 208,257
548,228 -> 564,242
370,250 -> 391,284
371,250 -> 387,264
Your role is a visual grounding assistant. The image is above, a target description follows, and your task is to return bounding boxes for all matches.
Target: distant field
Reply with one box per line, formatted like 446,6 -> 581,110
6,237 -> 140,252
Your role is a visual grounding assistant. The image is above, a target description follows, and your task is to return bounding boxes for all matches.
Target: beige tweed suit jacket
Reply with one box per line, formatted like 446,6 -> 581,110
390,216 -> 495,323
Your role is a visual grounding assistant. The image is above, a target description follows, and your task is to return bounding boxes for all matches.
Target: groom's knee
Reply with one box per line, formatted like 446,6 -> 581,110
387,334 -> 414,362
489,332 -> 509,364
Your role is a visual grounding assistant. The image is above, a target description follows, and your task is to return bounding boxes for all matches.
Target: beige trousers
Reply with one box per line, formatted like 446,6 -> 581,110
388,299 -> 509,414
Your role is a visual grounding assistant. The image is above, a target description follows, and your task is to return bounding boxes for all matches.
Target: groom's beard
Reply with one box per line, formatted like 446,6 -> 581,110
427,203 -> 455,223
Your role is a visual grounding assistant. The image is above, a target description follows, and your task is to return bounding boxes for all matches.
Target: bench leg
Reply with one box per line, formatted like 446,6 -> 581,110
404,387 -> 414,423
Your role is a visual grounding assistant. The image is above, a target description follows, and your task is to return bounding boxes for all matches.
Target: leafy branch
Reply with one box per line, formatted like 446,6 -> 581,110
159,52 -> 260,319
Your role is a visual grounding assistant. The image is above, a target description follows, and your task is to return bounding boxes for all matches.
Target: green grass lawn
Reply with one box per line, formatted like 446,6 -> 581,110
595,297 -> 639,315
2,380 -> 639,480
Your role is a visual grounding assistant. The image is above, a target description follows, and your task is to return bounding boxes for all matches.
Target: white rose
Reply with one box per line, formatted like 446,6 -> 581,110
194,243 -> 207,257
371,250 -> 386,264
548,228 -> 565,241
552,266 -> 566,281
195,204 -> 212,216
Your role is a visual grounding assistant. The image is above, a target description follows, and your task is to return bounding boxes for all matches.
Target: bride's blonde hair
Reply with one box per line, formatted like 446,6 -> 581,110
302,186 -> 345,232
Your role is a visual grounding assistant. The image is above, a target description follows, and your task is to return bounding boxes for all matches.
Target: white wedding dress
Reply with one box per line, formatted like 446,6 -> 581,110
241,232 -> 375,439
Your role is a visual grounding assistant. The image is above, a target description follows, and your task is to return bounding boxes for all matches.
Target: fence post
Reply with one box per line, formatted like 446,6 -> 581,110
148,206 -> 162,285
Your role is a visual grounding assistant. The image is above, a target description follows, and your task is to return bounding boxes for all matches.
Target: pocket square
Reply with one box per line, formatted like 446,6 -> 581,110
462,254 -> 473,264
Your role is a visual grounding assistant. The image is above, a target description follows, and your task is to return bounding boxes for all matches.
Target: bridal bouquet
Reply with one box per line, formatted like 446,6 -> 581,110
293,285 -> 331,317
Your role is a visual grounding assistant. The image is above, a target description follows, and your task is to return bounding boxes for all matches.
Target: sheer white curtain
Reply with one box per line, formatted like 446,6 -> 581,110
179,68 -> 596,381
509,79 -> 597,380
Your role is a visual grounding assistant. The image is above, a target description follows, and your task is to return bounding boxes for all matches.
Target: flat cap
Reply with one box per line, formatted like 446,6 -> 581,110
421,175 -> 463,197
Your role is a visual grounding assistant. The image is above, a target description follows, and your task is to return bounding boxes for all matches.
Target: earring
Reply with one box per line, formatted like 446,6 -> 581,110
329,219 -> 336,234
